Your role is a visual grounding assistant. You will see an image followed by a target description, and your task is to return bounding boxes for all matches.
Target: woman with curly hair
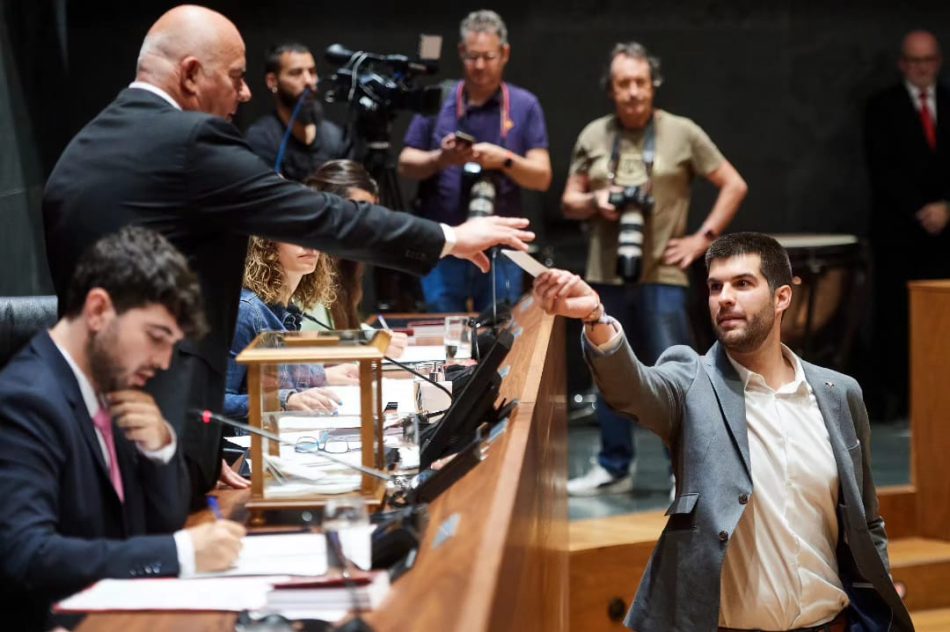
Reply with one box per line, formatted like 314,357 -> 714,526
303,160 -> 408,357
224,236 -> 359,419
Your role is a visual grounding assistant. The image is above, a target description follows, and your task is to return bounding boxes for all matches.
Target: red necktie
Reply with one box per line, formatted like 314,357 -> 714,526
919,89 -> 937,151
92,408 -> 125,502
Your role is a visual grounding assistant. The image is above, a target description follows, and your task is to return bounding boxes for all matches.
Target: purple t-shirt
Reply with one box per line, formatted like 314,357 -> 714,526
403,82 -> 548,225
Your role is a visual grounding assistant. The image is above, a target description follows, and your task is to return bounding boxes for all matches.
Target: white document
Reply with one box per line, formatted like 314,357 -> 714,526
332,378 -> 417,416
501,249 -> 549,277
386,344 -> 446,363
55,576 -> 284,612
195,533 -> 328,578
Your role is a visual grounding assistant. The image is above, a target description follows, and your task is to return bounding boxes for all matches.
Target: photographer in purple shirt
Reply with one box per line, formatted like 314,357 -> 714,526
399,10 -> 551,312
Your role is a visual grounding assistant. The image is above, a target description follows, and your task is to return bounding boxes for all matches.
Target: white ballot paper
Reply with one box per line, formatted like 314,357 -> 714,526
195,532 -> 328,578
501,249 -> 549,277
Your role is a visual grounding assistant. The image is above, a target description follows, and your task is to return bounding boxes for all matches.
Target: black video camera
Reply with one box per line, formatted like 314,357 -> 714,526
322,44 -> 443,142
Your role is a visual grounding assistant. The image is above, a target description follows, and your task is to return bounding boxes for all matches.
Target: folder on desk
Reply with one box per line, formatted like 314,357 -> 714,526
265,571 -> 390,611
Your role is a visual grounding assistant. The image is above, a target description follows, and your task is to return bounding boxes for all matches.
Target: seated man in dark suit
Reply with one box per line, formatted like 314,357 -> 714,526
42,4 -> 534,505
0,227 -> 246,631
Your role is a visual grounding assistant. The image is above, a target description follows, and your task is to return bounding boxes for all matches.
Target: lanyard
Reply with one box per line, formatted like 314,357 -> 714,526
607,116 -> 655,187
455,81 -> 513,144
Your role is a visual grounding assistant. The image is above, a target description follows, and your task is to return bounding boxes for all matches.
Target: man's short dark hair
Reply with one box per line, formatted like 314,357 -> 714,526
705,232 -> 793,292
264,42 -> 311,76
600,42 -> 664,94
63,226 -> 208,338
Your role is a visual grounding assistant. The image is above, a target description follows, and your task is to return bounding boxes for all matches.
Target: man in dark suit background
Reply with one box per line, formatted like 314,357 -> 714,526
533,233 -> 911,631
42,5 -> 535,505
865,30 -> 950,419
0,227 -> 246,631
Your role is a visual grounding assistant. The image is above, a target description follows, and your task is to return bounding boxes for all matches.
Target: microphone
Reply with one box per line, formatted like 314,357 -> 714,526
195,409 -> 391,482
273,87 -> 313,175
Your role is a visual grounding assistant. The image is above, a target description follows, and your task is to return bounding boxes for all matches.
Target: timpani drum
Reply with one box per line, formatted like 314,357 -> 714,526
769,234 -> 868,369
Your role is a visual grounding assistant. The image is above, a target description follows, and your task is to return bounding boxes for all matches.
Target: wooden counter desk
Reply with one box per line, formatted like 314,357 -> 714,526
78,300 -> 568,632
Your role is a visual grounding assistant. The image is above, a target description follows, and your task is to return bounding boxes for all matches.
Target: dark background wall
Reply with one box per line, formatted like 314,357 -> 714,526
3,0 -> 950,295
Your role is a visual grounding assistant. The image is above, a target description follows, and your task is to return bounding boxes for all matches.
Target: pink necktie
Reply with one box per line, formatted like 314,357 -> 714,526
92,408 -> 125,502
919,89 -> 937,151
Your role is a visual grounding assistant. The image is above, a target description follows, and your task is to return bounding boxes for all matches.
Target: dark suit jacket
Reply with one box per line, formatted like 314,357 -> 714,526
0,332 -> 189,630
865,82 -> 950,275
587,338 -> 914,632
42,87 -> 445,502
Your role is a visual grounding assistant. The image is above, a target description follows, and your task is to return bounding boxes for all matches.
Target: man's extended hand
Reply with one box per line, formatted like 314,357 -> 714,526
450,216 -> 535,272
532,269 -> 600,320
187,520 -> 246,573
916,201 -> 950,235
107,390 -> 172,452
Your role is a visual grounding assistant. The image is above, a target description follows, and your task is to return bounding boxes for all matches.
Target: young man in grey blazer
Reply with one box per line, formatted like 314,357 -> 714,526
534,232 -> 911,631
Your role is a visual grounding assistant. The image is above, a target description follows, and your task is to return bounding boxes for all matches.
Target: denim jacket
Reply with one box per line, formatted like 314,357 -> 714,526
225,289 -> 327,419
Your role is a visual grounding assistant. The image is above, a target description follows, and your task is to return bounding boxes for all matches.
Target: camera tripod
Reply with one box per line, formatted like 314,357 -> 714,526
349,120 -> 426,313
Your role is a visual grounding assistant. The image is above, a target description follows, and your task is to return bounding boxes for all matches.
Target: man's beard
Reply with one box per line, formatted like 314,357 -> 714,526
277,87 -> 321,125
712,305 -> 774,354
87,322 -> 127,393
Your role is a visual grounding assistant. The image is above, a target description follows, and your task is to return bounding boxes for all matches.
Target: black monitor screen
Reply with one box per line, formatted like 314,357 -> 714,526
419,328 -> 514,469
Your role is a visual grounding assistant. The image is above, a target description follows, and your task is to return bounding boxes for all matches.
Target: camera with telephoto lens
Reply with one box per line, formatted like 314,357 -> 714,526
462,162 -> 496,219
609,185 -> 654,281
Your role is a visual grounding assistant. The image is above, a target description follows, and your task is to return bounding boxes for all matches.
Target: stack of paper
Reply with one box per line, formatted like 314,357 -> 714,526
55,576 -> 282,612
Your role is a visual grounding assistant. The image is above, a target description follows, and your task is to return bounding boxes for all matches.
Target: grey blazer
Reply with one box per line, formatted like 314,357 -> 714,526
586,337 -> 913,632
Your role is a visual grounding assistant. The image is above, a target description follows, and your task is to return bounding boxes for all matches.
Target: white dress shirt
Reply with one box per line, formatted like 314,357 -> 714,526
52,338 -> 196,576
126,81 -> 458,257
905,80 -> 937,123
719,347 -> 848,629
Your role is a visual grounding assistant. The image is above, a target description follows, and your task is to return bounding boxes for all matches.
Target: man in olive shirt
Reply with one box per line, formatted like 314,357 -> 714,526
562,42 -> 747,496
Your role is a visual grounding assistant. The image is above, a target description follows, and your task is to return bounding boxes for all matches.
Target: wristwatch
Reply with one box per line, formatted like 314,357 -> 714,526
582,303 -> 610,327
278,389 -> 297,411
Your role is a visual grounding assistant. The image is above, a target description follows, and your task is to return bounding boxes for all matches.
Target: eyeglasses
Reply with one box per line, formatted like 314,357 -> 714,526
461,51 -> 502,64
294,433 -> 359,454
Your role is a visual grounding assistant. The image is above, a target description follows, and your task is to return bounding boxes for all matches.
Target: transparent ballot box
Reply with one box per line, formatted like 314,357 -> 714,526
235,330 -> 391,525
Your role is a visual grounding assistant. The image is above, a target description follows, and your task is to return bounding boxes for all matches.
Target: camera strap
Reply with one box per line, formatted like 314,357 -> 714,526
607,115 -> 655,186
455,81 -> 513,144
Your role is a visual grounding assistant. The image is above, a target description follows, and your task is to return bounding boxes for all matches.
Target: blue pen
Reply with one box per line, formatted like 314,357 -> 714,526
377,313 -> 390,330
207,495 -> 223,520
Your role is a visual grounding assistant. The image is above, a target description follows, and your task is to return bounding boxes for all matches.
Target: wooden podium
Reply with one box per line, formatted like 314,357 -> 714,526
909,280 -> 950,541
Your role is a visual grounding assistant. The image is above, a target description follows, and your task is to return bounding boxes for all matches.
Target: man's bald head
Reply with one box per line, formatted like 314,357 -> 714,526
136,5 -> 251,120
899,30 -> 942,89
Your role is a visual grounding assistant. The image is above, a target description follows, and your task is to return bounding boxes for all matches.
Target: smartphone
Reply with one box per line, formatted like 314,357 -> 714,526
454,131 -> 476,146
